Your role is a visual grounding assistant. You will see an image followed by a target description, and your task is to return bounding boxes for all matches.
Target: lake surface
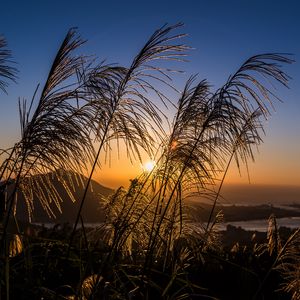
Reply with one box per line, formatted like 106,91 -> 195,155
37,216 -> 300,232
221,217 -> 300,232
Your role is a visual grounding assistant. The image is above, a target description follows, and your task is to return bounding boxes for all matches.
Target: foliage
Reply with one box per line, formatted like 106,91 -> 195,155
0,35 -> 17,93
0,24 -> 297,300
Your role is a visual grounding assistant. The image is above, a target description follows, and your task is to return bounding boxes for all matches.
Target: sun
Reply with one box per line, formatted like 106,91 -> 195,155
143,160 -> 156,172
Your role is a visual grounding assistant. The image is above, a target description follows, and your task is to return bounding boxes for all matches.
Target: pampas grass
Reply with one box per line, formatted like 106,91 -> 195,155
0,35 -> 17,93
0,24 -> 296,300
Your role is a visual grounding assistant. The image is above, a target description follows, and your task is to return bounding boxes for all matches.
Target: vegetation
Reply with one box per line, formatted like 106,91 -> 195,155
0,24 -> 299,299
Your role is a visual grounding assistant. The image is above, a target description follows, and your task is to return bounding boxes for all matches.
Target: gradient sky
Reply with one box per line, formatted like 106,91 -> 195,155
1,0 -> 299,190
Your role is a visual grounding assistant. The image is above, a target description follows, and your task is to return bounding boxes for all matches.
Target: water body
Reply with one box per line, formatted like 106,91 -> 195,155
35,203 -> 300,232
221,217 -> 300,232
37,217 -> 300,232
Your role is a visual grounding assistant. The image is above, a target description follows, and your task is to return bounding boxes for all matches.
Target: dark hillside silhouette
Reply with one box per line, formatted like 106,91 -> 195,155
14,171 -> 113,223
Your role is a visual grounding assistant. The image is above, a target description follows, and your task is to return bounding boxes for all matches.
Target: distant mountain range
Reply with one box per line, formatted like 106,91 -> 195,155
215,184 -> 300,205
15,172 -> 113,223
189,202 -> 300,223
11,172 -> 300,224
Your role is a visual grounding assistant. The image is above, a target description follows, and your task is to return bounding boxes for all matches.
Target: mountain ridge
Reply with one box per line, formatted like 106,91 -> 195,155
11,172 -> 300,224
14,171 -> 114,223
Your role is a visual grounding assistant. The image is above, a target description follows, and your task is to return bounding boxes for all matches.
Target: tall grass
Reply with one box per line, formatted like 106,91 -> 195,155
0,35 -> 17,93
68,23 -> 189,249
0,25 -> 297,299
105,53 -> 292,272
1,29 -> 96,227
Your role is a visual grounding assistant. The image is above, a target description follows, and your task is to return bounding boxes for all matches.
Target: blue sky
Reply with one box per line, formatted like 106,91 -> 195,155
1,0 -> 299,187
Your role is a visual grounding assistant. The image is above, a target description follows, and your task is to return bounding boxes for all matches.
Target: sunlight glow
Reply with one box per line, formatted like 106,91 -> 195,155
143,160 -> 156,172
170,140 -> 178,150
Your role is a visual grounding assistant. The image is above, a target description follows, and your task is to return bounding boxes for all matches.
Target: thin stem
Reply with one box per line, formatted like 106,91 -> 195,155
144,123 -> 208,271
67,121 -> 111,254
0,149 -> 27,253
205,151 -> 234,233
0,147 -> 17,183
252,228 -> 300,299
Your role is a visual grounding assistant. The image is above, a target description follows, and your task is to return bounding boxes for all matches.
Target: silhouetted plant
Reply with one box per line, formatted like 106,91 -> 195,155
253,218 -> 300,300
0,24 -> 296,300
0,29 -> 96,227
124,53 -> 292,272
69,23 -> 189,248
0,35 -> 17,93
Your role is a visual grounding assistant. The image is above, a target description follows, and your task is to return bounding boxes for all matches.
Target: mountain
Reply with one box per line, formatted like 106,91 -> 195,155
216,184 -> 300,205
12,174 -> 300,224
188,202 -> 300,222
187,184 -> 300,205
14,172 -> 114,223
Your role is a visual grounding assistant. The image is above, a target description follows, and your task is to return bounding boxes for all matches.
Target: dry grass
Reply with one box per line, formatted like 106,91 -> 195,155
0,24 -> 297,299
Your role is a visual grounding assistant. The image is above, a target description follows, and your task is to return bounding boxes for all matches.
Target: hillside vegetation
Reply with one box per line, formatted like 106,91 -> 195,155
1,25 -> 299,299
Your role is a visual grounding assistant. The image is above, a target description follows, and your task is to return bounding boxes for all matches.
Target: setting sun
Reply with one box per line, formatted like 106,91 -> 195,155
143,160 -> 156,172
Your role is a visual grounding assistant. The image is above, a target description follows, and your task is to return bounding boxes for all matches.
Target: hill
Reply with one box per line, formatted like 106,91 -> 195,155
188,202 -> 300,222
12,175 -> 300,224
216,184 -> 300,205
15,172 -> 114,223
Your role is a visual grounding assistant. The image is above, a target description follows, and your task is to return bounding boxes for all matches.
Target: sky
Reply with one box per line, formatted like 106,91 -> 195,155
0,0 -> 300,192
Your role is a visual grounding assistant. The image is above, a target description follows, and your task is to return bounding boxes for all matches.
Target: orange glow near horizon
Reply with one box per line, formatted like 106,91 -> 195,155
91,144 -> 300,189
